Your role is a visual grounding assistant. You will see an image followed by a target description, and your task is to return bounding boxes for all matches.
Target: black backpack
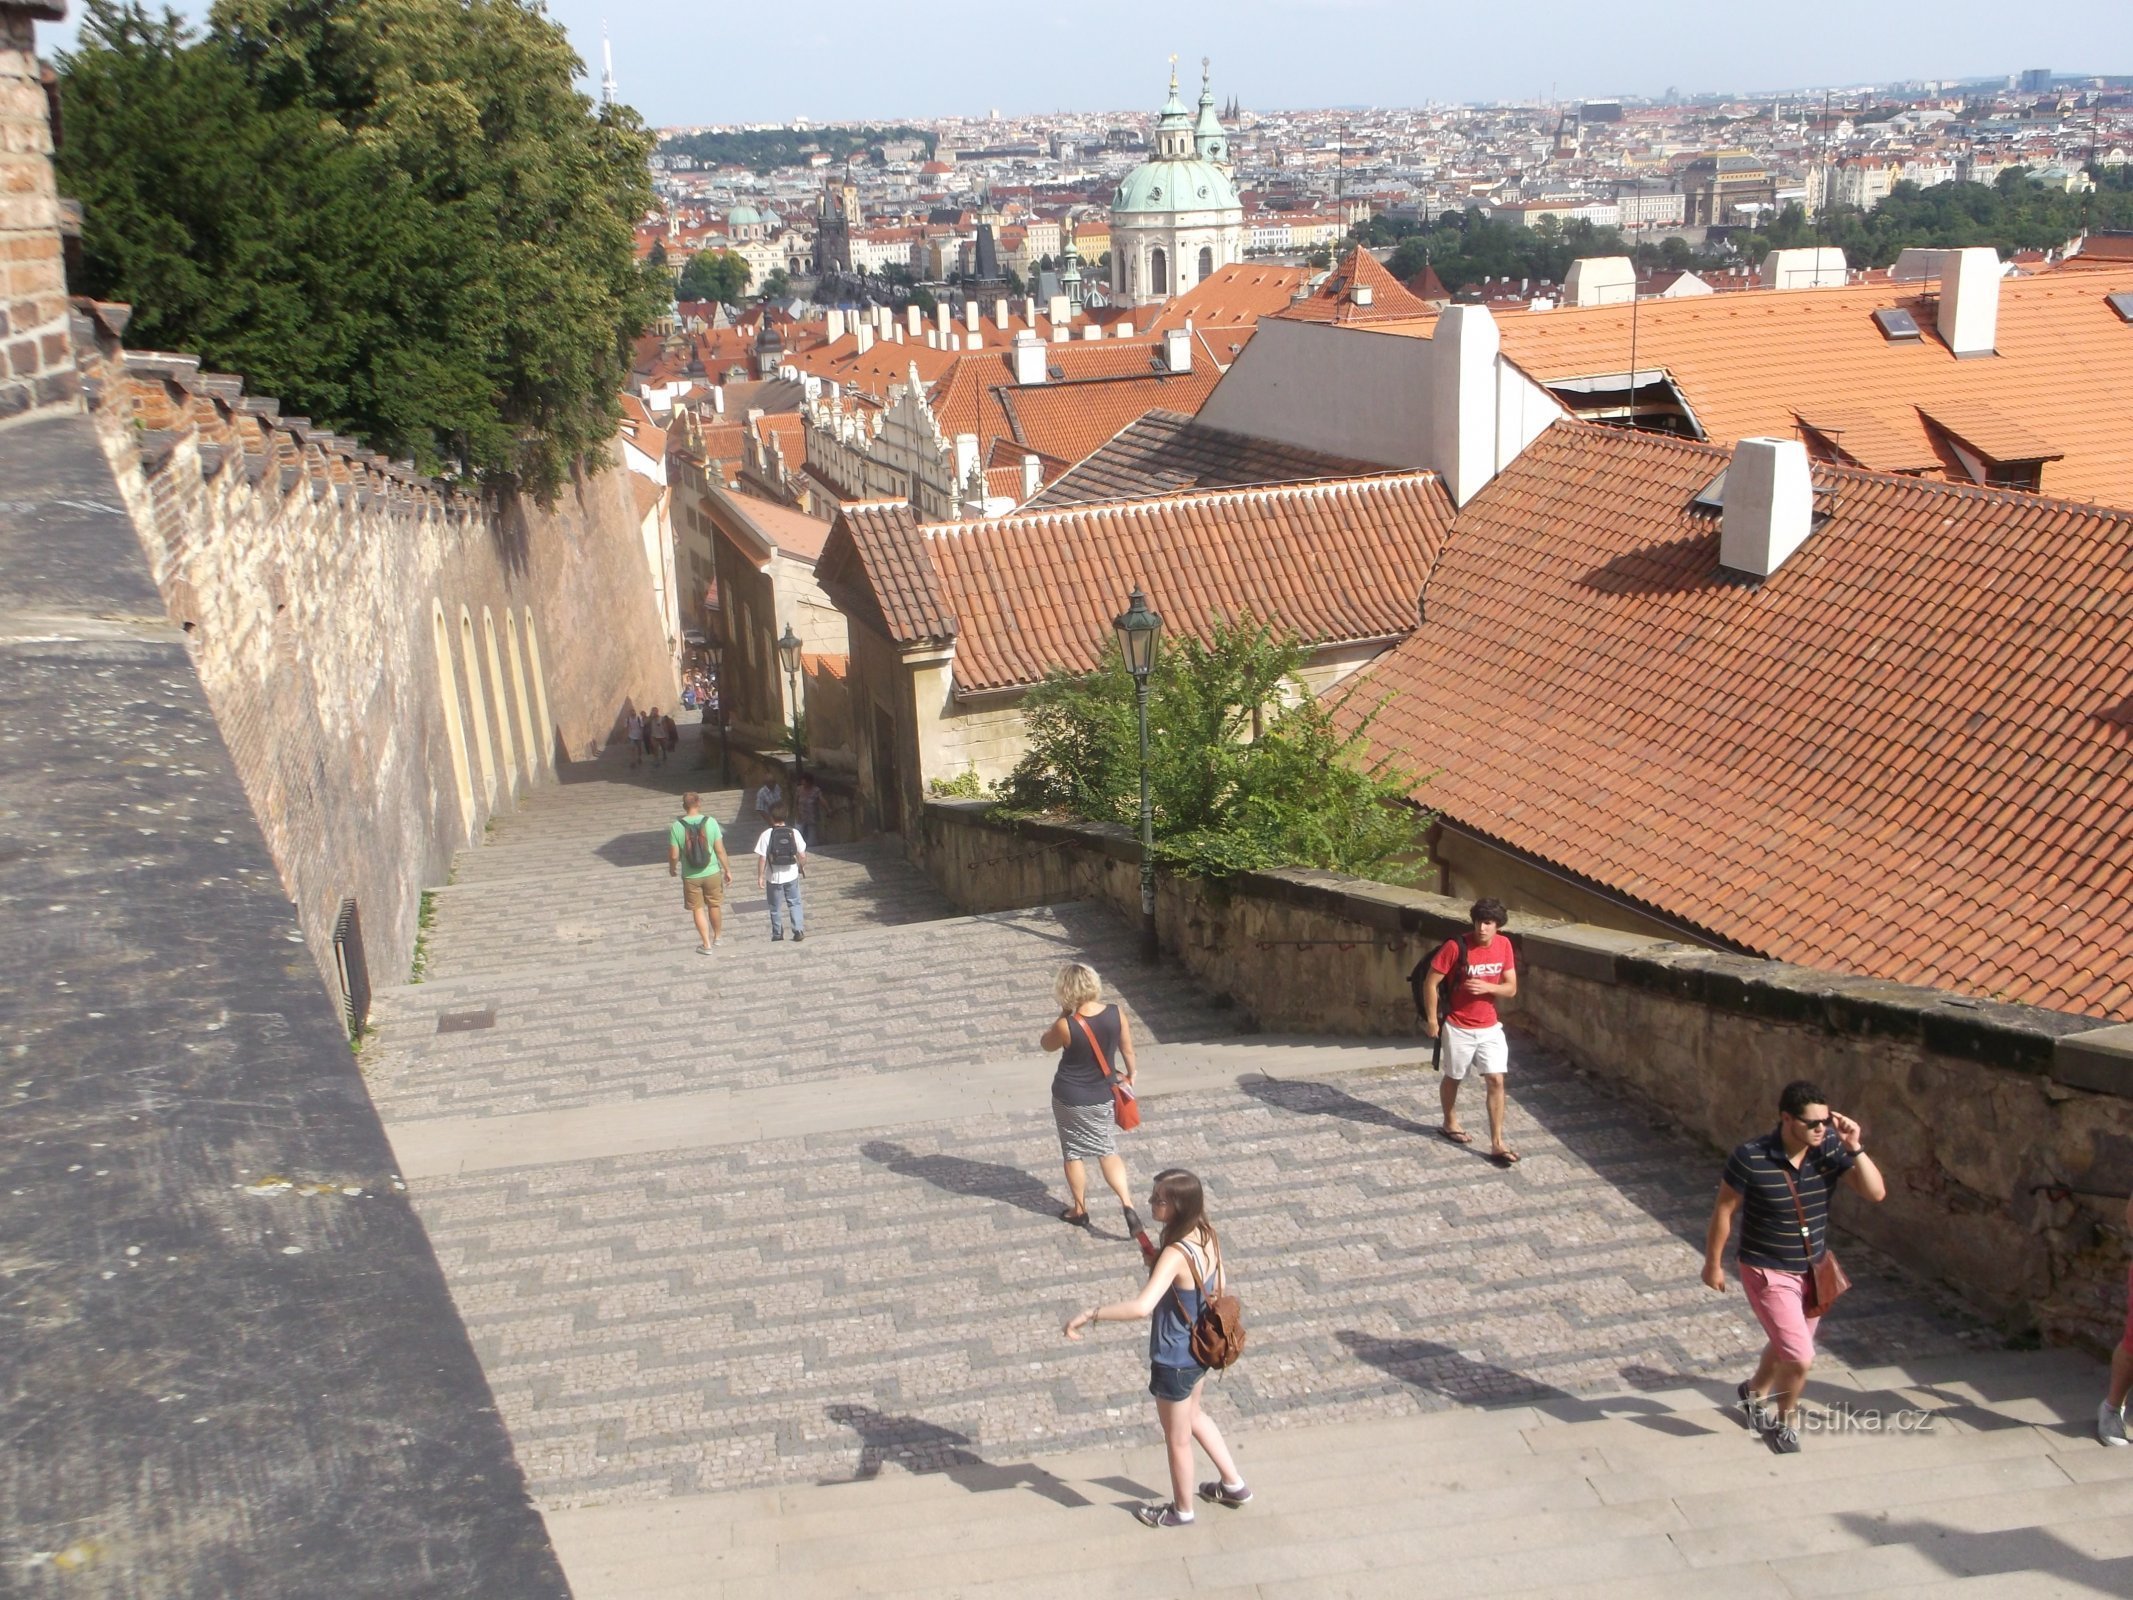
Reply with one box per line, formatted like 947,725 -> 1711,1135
679,816 -> 712,871
766,825 -> 798,868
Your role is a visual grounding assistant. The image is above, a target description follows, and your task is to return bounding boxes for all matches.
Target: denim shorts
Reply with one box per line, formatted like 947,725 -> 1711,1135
1149,1362 -> 1207,1402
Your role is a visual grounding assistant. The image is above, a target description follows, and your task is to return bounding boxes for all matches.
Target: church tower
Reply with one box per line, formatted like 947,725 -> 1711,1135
1108,59 -> 1245,308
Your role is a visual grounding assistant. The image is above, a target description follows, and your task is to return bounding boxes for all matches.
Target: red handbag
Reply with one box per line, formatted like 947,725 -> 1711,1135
1072,1013 -> 1141,1131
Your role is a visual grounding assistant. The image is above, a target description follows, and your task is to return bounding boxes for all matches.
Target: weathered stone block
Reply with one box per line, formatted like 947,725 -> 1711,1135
2054,1024 -> 2133,1099
1520,921 -> 1665,983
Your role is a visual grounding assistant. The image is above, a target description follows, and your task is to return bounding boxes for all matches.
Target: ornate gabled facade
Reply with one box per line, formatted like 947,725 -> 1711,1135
800,365 -> 990,523
1109,60 -> 1245,308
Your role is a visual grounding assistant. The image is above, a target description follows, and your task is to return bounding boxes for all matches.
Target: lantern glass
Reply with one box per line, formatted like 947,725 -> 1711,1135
1112,587 -> 1163,681
777,623 -> 803,678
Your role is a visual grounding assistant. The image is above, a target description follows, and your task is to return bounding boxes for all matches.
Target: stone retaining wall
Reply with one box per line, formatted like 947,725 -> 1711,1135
914,798 -> 2133,1350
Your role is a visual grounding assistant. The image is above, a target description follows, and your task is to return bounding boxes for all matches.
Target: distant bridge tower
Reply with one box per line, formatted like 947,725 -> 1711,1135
600,25 -> 617,107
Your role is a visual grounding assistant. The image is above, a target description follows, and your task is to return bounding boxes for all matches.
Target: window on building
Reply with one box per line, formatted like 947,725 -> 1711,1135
1197,246 -> 1213,281
1151,248 -> 1168,296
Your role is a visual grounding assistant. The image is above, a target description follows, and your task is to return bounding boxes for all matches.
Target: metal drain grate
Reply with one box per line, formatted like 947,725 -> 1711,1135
436,1008 -> 497,1034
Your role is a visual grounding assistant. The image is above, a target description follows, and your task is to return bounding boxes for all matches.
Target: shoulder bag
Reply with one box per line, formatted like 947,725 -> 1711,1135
1172,1240 -> 1246,1370
1409,937 -> 1469,1072
1779,1159 -> 1853,1317
1070,1011 -> 1140,1132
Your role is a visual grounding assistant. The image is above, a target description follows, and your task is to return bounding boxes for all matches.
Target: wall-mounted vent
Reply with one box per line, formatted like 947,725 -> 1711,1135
2109,292 -> 2133,324
1872,307 -> 1922,342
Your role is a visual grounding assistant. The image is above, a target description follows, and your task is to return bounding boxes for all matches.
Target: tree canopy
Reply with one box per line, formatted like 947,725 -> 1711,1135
59,0 -> 665,497
995,617 -> 1430,882
659,125 -> 935,176
678,249 -> 751,304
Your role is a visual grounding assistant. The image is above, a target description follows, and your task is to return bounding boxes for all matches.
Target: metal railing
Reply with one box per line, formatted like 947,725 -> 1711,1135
333,897 -> 371,1039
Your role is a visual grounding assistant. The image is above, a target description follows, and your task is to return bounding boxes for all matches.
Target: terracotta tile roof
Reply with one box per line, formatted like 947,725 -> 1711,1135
1143,263 -> 1313,332
928,341 -> 1171,443
1375,267 -> 2133,508
1027,409 -> 1399,509
1348,420 -> 2133,1017
726,489 -> 834,562
910,475 -> 1456,693
1271,247 -> 1436,326
1792,408 -> 1941,473
994,368 -> 1223,468
818,502 -> 957,646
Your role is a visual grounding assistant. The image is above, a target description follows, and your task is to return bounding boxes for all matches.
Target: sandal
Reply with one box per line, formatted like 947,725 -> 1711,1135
1439,1127 -> 1475,1146
1060,1207 -> 1091,1226
1489,1148 -> 1522,1168
1133,1504 -> 1195,1528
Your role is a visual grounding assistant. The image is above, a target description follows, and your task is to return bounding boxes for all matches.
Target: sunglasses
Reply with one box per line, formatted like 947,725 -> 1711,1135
1789,1113 -> 1831,1131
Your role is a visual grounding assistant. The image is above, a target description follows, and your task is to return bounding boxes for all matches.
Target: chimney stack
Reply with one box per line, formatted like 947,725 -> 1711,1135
1719,438 -> 1817,580
1937,245 -> 2000,358
906,304 -> 923,336
1047,293 -> 1071,327
964,300 -> 980,332
1425,305 -> 1500,505
856,323 -> 875,354
826,308 -> 847,342
954,432 -> 980,484
1163,326 -> 1193,373
1011,331 -> 1047,385
1080,323 -> 1101,341
993,300 -> 1010,330
1021,453 -> 1042,499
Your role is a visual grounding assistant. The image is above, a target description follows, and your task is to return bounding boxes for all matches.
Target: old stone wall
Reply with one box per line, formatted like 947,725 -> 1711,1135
77,310 -> 677,1006
0,3 -> 77,422
914,798 -> 2133,1350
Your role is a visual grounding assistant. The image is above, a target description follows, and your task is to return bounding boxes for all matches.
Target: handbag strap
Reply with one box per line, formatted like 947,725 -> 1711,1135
1776,1154 -> 1821,1260
1070,1011 -> 1115,1081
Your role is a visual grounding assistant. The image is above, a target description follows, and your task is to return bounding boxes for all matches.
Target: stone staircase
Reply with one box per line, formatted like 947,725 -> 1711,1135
360,748 -> 2128,1599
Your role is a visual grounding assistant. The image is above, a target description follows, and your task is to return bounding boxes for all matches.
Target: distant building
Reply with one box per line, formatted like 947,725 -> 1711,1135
1680,150 -> 1777,226
2018,67 -> 2052,94
1109,61 -> 1246,307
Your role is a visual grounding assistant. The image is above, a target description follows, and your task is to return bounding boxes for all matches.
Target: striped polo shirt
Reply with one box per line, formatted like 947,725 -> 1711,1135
1723,1129 -> 1858,1272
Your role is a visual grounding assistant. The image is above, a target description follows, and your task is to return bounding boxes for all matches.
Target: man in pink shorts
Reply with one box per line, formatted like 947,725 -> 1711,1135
2100,1195 -> 2133,1446
1703,1080 -> 1886,1454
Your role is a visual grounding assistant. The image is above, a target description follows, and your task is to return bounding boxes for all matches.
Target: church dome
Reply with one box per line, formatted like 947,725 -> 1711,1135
727,203 -> 764,226
1113,158 -> 1240,216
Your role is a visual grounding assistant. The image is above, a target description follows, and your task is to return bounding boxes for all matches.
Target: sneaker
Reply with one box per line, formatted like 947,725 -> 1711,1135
771,934 -> 784,942
2100,1401 -> 2130,1447
1133,1504 -> 1194,1528
696,945 -> 713,957
792,930 -> 805,943
1737,1379 -> 1773,1434
1198,1480 -> 1252,1508
1766,1421 -> 1801,1455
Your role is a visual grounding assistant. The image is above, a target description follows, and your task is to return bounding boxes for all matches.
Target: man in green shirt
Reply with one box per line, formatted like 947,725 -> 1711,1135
668,791 -> 734,954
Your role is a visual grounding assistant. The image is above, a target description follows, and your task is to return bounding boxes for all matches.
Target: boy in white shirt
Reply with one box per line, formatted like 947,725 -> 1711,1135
753,804 -> 809,942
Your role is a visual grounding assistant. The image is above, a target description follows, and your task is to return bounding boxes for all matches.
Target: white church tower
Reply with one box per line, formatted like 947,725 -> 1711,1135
1109,59 -> 1245,308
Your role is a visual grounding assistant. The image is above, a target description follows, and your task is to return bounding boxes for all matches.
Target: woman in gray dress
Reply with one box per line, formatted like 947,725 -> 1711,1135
1040,963 -> 1147,1248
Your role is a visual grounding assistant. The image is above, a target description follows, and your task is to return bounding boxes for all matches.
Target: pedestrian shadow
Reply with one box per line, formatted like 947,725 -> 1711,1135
822,1404 -> 1091,1507
1830,1511 -> 2133,1591
592,830 -> 679,868
1336,1330 -> 1709,1437
860,1141 -> 1060,1221
1238,1075 -> 1441,1142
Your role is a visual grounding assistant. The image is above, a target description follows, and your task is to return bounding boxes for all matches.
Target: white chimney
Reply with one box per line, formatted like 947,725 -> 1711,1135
1081,323 -> 1101,341
1022,295 -> 1038,326
1425,304 -> 1500,505
710,384 -> 726,415
1047,293 -> 1071,327
906,304 -> 923,335
925,329 -> 939,349
1011,331 -> 1047,385
856,323 -> 875,354
1759,247 -> 1846,290
1021,452 -> 1042,498
954,432 -> 980,483
1938,245 -> 2000,358
1351,283 -> 1375,307
1051,323 -> 1069,344
826,308 -> 847,342
964,301 -> 981,332
1720,437 -> 1816,580
1115,321 -> 1134,338
1163,326 -> 1193,373
1564,255 -> 1636,307
892,325 -> 905,343
966,330 -> 984,349
993,300 -> 1009,330
935,301 -> 952,335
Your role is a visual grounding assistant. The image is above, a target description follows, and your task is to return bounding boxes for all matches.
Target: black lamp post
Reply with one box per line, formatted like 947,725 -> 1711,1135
777,623 -> 804,782
1113,586 -> 1163,962
704,632 -> 730,785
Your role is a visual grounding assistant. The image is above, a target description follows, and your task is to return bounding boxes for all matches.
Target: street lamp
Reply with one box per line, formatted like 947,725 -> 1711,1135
704,631 -> 730,785
777,622 -> 804,782
1112,586 -> 1163,962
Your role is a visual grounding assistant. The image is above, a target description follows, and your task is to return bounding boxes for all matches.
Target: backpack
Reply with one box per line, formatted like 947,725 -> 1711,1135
1174,1240 -> 1245,1371
1409,937 -> 1470,1070
766,825 -> 798,868
679,816 -> 712,871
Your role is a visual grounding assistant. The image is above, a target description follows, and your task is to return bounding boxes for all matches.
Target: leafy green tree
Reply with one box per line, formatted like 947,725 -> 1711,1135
679,248 -> 751,303
996,617 -> 1430,881
760,268 -> 792,300
908,285 -> 938,317
60,0 -> 661,497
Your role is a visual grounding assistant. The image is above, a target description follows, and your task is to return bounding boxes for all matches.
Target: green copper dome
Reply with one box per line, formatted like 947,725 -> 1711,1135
1113,158 -> 1240,216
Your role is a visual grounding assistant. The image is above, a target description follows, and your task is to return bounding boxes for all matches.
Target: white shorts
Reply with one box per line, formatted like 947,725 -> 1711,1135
1441,1021 -> 1508,1081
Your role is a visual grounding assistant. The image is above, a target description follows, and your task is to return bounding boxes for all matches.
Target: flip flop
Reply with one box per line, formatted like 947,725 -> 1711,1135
1060,1207 -> 1091,1226
1489,1149 -> 1522,1168
1439,1128 -> 1475,1146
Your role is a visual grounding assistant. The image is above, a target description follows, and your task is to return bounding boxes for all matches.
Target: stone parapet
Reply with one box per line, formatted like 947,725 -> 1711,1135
915,798 -> 2133,1350
1,2 -> 79,422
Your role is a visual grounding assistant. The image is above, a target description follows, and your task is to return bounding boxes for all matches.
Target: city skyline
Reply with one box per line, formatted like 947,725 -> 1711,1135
42,1 -> 2133,127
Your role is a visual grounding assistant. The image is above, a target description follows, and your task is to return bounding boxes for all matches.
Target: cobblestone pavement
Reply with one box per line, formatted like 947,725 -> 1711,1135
367,751 -> 1989,1514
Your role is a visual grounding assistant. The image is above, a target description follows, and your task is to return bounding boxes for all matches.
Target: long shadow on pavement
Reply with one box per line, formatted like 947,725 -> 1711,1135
861,1140 -> 1061,1220
1236,1074 -> 1444,1143
1830,1511 -> 2133,1592
822,1404 -> 1092,1507
1337,1330 -> 1711,1438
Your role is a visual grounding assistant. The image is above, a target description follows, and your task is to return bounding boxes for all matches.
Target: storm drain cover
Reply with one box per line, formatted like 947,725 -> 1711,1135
436,1008 -> 497,1034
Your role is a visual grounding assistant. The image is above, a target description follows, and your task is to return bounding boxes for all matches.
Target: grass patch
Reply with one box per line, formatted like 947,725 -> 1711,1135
410,889 -> 438,983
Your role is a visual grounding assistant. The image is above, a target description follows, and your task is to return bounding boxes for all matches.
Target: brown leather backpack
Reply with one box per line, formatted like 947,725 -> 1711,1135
1173,1239 -> 1246,1370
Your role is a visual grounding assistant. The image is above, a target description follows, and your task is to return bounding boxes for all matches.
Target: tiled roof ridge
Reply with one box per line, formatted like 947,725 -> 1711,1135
1544,417 -> 2133,526
921,470 -> 1444,539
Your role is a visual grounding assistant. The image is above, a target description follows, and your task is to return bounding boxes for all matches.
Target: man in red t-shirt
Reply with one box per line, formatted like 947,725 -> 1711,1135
1420,898 -> 1520,1166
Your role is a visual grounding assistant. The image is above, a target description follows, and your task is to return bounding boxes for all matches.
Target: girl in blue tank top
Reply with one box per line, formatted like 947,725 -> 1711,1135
1063,1168 -> 1253,1527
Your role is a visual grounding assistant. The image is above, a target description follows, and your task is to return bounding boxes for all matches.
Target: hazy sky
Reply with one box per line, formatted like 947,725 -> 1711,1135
39,1 -> 2130,128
